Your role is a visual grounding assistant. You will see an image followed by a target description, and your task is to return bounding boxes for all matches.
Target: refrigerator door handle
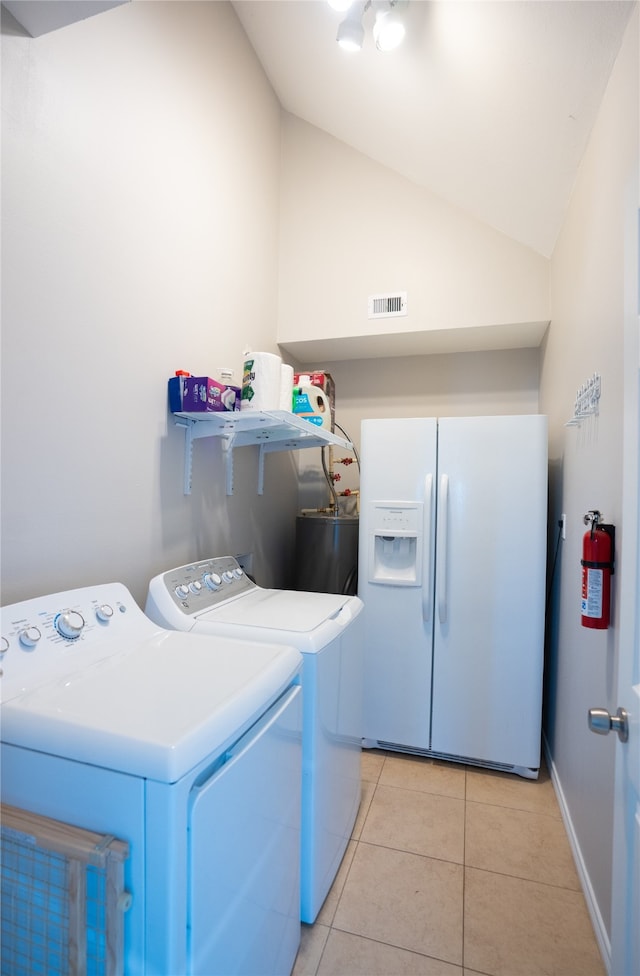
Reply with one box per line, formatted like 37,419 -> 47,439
437,474 -> 449,624
422,474 -> 433,621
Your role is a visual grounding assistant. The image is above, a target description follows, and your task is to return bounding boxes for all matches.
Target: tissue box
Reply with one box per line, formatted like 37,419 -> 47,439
169,376 -> 241,413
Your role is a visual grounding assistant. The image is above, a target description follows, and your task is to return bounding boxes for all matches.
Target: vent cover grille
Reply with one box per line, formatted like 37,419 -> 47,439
368,292 -> 407,319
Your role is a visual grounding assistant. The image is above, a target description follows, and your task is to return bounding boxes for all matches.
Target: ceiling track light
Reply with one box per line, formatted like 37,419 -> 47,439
333,0 -> 407,53
336,2 -> 366,52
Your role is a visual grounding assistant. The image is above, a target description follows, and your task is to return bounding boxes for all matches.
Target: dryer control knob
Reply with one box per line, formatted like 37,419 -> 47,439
19,626 -> 42,649
203,573 -> 222,590
222,571 -> 235,583
233,568 -> 244,579
0,636 -> 9,654
189,581 -> 202,594
96,604 -> 114,623
175,585 -> 190,599
55,610 -> 85,640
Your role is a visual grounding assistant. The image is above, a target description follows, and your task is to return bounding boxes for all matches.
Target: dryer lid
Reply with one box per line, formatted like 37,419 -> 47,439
194,588 -> 352,633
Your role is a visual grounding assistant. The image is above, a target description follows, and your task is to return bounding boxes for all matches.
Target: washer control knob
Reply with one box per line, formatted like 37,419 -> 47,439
96,604 -> 114,623
55,610 -> 85,640
233,568 -> 244,579
0,636 -> 9,654
189,581 -> 203,594
19,626 -> 42,649
222,571 -> 235,583
203,573 -> 222,590
175,584 -> 190,599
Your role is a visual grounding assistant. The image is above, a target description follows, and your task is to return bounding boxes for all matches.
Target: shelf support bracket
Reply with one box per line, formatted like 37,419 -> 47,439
258,444 -> 267,495
222,436 -> 236,496
182,420 -> 195,495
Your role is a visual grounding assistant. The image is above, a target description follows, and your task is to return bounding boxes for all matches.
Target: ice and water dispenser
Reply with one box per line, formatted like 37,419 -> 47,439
368,502 -> 423,586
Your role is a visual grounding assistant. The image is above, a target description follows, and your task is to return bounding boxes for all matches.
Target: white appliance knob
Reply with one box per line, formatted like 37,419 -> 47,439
175,584 -> 190,599
55,610 -> 85,640
0,636 -> 9,654
203,573 -> 222,590
96,604 -> 114,623
233,568 -> 244,579
19,626 -> 42,649
222,571 -> 234,583
189,581 -> 202,594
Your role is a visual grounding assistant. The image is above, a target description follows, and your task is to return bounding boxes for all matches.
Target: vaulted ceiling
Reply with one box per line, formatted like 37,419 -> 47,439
233,0 -> 635,258
2,0 -> 634,258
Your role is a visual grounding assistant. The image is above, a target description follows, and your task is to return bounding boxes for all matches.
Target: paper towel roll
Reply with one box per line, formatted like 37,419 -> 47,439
241,352 -> 282,412
279,364 -> 294,411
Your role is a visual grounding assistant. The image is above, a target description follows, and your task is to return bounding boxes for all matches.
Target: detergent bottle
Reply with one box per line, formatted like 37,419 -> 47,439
292,384 -> 331,428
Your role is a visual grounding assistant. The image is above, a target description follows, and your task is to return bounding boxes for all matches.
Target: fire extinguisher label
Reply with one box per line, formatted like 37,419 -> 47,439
581,568 -> 603,617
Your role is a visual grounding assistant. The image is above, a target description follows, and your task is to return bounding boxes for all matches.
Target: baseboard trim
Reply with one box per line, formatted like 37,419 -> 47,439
543,734 -> 611,975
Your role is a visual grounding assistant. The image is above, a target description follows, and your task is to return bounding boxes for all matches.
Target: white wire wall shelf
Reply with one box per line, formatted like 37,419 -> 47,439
173,409 -> 353,495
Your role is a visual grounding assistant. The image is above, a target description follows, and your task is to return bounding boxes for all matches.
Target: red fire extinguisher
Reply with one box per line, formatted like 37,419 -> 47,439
581,510 -> 615,629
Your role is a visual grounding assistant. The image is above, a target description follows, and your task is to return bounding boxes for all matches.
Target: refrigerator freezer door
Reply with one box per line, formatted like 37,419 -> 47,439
359,418 -> 438,748
430,415 -> 548,769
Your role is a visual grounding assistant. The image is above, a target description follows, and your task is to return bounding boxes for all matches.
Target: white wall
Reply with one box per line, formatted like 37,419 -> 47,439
278,118 -> 546,512
539,6 -> 639,956
1,1 -> 298,606
278,113 -> 549,354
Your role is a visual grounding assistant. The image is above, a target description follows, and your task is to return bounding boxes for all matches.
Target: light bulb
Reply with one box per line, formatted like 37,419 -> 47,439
373,6 -> 406,51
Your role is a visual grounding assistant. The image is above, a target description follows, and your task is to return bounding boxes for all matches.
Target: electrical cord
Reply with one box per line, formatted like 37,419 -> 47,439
545,519 -> 564,617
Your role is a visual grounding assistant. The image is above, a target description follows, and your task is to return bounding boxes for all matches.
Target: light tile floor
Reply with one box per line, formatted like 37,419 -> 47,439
293,750 -> 606,976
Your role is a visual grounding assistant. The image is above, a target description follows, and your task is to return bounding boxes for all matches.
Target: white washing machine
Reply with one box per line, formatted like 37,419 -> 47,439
0,583 -> 303,976
145,555 -> 364,924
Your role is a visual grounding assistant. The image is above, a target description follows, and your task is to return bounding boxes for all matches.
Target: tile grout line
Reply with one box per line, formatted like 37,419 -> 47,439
312,754 -> 600,976
333,755 -> 462,970
314,755 -> 386,975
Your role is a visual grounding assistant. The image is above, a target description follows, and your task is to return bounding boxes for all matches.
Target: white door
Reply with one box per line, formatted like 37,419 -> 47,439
430,416 -> 548,770
609,223 -> 639,976
610,646 -> 639,976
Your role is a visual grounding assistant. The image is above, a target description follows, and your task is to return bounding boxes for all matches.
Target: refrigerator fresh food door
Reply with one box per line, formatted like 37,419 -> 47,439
430,415 -> 548,769
359,417 -> 438,748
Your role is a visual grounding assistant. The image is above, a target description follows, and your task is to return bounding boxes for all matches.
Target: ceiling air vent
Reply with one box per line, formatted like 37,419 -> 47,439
368,292 -> 407,319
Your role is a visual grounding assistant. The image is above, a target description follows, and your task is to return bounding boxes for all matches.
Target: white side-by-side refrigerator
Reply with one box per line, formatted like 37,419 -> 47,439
358,415 -> 548,778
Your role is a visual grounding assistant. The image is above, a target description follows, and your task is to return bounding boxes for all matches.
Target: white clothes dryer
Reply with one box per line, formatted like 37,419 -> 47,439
0,583 -> 302,976
145,555 -> 364,924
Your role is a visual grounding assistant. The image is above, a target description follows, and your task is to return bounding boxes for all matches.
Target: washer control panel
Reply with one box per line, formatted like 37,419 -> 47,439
0,582 -> 154,703
155,556 -> 257,616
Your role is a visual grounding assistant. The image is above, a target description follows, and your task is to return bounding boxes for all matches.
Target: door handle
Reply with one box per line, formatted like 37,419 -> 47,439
587,706 -> 629,743
437,474 -> 449,624
422,474 -> 433,622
